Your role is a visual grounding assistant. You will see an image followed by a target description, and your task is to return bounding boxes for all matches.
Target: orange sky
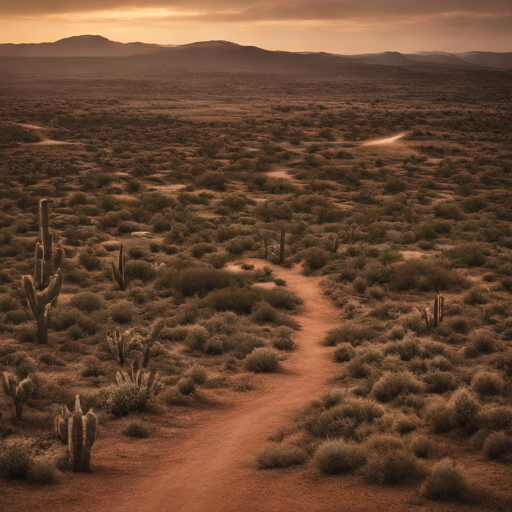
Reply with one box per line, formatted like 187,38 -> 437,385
1,1 -> 511,53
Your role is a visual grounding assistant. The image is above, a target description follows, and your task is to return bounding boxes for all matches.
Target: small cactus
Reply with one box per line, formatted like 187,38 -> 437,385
107,327 -> 138,365
54,404 -> 71,445
116,359 -> 162,397
111,244 -> 126,290
68,395 -> 98,473
1,372 -> 34,422
138,318 -> 165,368
422,292 -> 445,332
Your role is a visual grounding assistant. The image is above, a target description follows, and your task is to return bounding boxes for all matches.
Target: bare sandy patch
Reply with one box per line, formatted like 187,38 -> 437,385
361,132 -> 407,146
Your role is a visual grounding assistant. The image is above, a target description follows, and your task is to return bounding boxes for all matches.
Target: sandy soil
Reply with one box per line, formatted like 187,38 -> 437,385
265,167 -> 303,185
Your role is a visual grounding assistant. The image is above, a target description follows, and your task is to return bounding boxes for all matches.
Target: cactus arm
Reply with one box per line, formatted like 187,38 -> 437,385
37,269 -> 63,307
39,199 -> 53,263
53,245 -> 64,270
22,275 -> 38,317
34,243 -> 44,289
81,410 -> 98,472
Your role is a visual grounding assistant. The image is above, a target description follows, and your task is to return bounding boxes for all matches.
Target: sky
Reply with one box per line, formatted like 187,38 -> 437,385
0,1 -> 511,53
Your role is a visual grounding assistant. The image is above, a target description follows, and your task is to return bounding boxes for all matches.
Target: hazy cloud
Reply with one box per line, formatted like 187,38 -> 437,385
1,0 -> 510,18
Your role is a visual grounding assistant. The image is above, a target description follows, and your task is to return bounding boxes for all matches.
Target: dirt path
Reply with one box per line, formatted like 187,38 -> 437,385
82,260 -> 340,512
361,132 -> 407,146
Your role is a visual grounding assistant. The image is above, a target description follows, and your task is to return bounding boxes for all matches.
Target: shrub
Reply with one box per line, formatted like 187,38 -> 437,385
161,267 -> 241,297
420,459 -> 469,501
81,356 -> 104,377
363,448 -> 419,484
371,371 -> 424,403
463,288 -> 487,305
0,294 -> 17,313
272,335 -> 295,351
483,432 -> 512,460
426,400 -> 455,433
467,329 -> 496,355
252,302 -> 278,323
471,429 -> 491,450
257,444 -> 308,469
203,336 -> 224,355
79,252 -> 102,271
0,439 -> 32,480
244,348 -> 279,372
324,322 -> 373,347
353,277 -> 368,294
186,326 -> 209,350
189,365 -> 208,385
126,261 -> 156,282
110,303 -> 134,324
423,370 -> 457,394
471,372 -> 504,397
334,343 -> 354,362
28,458 -> 59,485
368,286 -> 385,300
461,196 -> 487,213
304,248 -> 329,270
177,377 -> 196,396
410,436 -> 434,458
479,406 -> 512,431
123,421 -> 151,439
451,388 -> 481,432
106,383 -> 148,416
315,440 -> 365,474
70,292 -> 104,313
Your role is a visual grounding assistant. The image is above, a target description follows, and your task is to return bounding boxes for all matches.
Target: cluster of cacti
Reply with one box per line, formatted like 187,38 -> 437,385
107,327 -> 138,365
116,359 -> 162,397
66,395 -> 98,472
1,372 -> 34,422
111,243 -> 126,290
422,292 -> 445,332
22,199 -> 64,344
137,317 -> 165,368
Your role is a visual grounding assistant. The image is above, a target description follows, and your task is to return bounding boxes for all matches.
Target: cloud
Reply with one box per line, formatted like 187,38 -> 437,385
1,0 -> 510,19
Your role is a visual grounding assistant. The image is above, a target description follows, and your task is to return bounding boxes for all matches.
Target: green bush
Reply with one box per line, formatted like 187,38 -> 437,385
371,371 -> 424,403
425,401 -> 455,433
252,302 -> 278,323
334,343 -> 354,362
186,326 -> 209,350
324,322 -> 374,347
69,292 -> 104,313
244,348 -> 279,372
188,365 -> 208,385
420,458 -> 469,501
451,388 -> 481,432
315,440 -> 365,474
410,436 -> 434,458
177,377 -> 196,396
353,277 -> 368,294
127,246 -> 147,260
304,248 -> 329,269
257,444 -> 308,469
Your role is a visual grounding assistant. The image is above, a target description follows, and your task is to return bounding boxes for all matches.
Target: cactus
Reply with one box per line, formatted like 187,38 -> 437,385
68,395 -> 98,473
34,199 -> 64,290
422,293 -> 445,332
22,270 -> 63,344
23,199 -> 63,344
111,244 -> 126,290
263,234 -> 269,260
327,233 -> 340,253
116,359 -> 162,397
106,327 -> 138,365
138,318 -> 165,368
54,404 -> 71,445
279,229 -> 286,264
1,372 -> 34,422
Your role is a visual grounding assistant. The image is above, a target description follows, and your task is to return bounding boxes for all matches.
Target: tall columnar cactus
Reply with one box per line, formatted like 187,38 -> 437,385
279,229 -> 286,264
327,234 -> 340,253
34,199 -> 64,290
138,318 -> 165,368
116,358 -> 162,397
23,199 -> 64,344
22,270 -> 63,344
107,327 -> 138,365
111,244 -> 126,290
1,372 -> 34,422
68,395 -> 98,473
422,292 -> 445,332
54,404 -> 71,445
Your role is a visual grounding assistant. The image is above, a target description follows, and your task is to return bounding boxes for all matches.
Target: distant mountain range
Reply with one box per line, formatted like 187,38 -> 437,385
0,35 -> 511,70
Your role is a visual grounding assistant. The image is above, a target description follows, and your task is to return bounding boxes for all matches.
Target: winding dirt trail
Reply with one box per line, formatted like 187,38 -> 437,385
85,261 -> 341,512
361,133 -> 407,146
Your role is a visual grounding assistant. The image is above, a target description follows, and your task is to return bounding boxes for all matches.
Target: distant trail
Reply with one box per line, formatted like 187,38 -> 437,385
361,132 -> 407,146
18,123 -> 79,146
